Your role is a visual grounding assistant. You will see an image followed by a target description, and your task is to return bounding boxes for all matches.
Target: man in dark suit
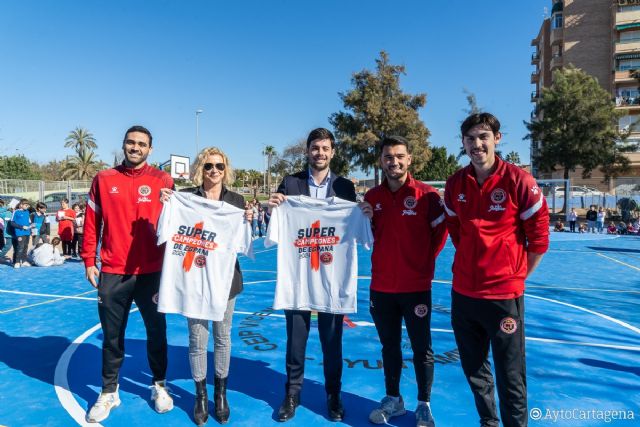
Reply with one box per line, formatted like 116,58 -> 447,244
268,127 -> 357,423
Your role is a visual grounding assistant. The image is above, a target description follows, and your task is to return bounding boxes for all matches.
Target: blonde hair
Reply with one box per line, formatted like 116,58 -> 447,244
192,147 -> 235,187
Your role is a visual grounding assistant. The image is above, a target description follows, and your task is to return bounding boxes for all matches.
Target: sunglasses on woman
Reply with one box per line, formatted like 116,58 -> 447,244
203,162 -> 226,172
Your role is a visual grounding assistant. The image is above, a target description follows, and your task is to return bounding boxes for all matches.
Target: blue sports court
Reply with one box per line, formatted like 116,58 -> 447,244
0,233 -> 639,426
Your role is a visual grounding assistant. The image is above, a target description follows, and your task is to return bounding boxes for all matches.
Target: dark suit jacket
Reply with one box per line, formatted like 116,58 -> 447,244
276,169 -> 357,202
180,186 -> 246,299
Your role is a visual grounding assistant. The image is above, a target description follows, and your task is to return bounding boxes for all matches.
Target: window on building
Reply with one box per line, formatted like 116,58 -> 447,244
552,12 -> 563,29
620,30 -> 640,43
618,58 -> 640,70
619,115 -> 639,131
552,45 -> 563,58
619,4 -> 640,12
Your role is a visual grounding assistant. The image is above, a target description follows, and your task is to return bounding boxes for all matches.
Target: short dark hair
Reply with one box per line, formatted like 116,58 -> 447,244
20,198 -> 30,205
124,125 -> 153,146
379,135 -> 410,153
461,113 -> 501,137
51,237 -> 61,246
72,203 -> 80,210
306,128 -> 335,149
36,202 -> 46,210
62,198 -> 69,204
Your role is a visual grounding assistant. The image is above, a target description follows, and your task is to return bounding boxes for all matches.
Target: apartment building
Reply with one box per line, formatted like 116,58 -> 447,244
531,0 -> 640,190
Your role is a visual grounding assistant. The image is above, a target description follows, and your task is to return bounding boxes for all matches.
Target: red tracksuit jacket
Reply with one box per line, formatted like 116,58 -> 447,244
444,157 -> 549,299
81,163 -> 174,275
365,174 -> 448,293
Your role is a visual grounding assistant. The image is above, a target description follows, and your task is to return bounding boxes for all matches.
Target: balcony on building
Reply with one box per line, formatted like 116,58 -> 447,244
550,52 -> 563,70
531,51 -> 540,65
615,53 -> 640,82
531,90 -> 540,102
550,1 -> 563,45
531,71 -> 540,84
616,3 -> 640,27
616,96 -> 640,110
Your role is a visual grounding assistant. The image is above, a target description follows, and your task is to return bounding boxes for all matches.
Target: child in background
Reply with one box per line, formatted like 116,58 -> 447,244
0,200 -> 13,263
29,236 -> 65,267
607,222 -> 617,234
72,203 -> 85,258
10,199 -> 33,268
31,202 -> 49,245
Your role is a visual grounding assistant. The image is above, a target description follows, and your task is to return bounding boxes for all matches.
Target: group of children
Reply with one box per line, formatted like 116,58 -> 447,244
246,198 -> 267,238
554,205 -> 640,235
0,197 -> 86,268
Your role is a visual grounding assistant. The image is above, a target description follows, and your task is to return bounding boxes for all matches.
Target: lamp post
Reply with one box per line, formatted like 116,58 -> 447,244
195,109 -> 203,159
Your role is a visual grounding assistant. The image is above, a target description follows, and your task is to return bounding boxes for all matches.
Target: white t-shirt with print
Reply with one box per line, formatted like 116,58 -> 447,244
265,195 -> 373,314
157,191 -> 253,321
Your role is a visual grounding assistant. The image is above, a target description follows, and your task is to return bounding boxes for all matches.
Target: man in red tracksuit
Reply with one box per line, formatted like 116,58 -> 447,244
361,136 -> 448,427
444,113 -> 549,427
82,125 -> 175,423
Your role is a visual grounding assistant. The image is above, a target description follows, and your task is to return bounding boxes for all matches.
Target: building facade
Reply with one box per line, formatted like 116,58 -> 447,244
531,0 -> 640,190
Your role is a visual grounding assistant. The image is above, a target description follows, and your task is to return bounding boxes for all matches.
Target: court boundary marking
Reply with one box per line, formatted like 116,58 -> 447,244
53,285 -> 640,426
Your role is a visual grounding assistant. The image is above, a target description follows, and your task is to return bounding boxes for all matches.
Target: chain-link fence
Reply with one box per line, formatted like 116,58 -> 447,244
0,179 -> 91,211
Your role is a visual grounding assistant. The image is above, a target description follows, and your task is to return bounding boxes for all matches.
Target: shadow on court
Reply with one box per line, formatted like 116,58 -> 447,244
0,331 -> 387,426
587,246 -> 640,254
579,358 -> 640,378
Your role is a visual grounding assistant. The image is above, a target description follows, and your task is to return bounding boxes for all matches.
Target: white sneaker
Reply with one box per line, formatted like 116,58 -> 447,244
86,388 -> 121,423
415,402 -> 435,427
13,263 -> 20,269
21,261 -> 31,267
150,380 -> 174,413
369,395 -> 406,424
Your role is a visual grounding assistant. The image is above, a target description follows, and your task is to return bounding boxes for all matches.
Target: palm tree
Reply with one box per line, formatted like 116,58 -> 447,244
263,145 -> 277,192
62,148 -> 102,180
65,127 -> 97,154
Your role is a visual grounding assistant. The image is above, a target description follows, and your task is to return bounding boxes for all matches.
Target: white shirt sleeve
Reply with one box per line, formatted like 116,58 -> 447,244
156,196 -> 173,246
356,210 -> 374,250
264,205 -> 281,248
236,218 -> 254,259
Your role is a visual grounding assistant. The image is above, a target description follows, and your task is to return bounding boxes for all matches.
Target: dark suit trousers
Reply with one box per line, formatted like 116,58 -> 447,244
284,309 -> 344,395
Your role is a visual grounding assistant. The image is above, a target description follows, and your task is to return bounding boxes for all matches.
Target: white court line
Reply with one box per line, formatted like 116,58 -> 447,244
526,294 -> 640,335
596,253 -> 640,272
0,290 -> 97,314
54,308 -> 139,427
243,280 -> 277,285
242,269 -> 277,273
0,289 -> 97,301
55,285 -> 640,425
251,247 -> 276,255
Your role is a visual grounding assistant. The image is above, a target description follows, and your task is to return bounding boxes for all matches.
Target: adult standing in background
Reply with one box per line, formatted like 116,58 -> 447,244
56,198 -> 75,257
82,125 -> 175,423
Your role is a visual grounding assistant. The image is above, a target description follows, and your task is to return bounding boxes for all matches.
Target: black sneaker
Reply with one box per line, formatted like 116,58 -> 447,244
327,393 -> 344,421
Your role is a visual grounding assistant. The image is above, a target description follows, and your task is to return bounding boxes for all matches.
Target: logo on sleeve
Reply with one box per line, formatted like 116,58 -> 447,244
489,188 -> 507,212
500,317 -> 517,334
294,220 -> 340,271
531,185 -> 539,195
457,193 -> 466,203
374,203 -> 382,211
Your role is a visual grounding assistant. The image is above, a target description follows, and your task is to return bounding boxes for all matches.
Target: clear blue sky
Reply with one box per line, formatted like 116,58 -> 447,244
0,0 -> 549,178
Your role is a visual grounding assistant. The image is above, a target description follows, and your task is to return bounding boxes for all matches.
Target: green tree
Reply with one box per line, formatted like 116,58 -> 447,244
330,51 -> 431,183
271,138 -> 351,180
413,146 -> 460,181
37,160 -> 66,181
0,155 -> 41,180
505,151 -> 521,165
65,127 -> 97,154
61,148 -> 103,180
525,65 -> 638,210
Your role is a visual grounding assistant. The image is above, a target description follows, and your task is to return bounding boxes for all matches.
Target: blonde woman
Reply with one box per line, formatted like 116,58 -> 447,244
161,147 -> 251,425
